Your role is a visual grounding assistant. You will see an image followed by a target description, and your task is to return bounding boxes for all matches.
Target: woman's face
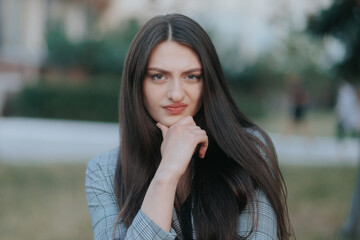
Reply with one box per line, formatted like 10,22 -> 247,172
143,41 -> 203,127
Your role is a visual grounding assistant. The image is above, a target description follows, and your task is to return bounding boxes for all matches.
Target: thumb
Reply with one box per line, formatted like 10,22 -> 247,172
156,122 -> 168,139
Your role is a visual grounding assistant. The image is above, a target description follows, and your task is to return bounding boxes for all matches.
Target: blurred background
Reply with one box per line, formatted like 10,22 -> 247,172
1,0 -> 360,239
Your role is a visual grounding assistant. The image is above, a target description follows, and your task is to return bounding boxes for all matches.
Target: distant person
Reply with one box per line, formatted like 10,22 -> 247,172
85,14 -> 292,239
283,74 -> 311,137
335,80 -> 360,139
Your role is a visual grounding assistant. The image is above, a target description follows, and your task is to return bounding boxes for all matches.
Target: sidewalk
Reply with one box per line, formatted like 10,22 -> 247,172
271,133 -> 359,165
0,117 -> 359,165
0,117 -> 119,164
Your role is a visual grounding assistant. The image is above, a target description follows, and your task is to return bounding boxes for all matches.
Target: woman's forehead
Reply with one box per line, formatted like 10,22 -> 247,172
147,41 -> 201,70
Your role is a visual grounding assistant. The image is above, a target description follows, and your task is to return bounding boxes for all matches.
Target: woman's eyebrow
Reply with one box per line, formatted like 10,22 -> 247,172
147,67 -> 202,74
183,68 -> 202,74
147,67 -> 169,74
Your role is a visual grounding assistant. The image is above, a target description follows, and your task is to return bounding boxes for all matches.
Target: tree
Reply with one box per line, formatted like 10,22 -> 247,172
307,0 -> 360,238
308,0 -> 360,78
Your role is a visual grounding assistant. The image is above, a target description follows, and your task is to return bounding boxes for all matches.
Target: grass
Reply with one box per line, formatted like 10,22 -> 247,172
282,165 -> 358,240
0,162 -> 358,240
0,163 -> 92,240
254,109 -> 337,137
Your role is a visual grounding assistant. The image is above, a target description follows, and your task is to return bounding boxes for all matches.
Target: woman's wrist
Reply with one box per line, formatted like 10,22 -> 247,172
153,166 -> 182,187
140,163 -> 180,232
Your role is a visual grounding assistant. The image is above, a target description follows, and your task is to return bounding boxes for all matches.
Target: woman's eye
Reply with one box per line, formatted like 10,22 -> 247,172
186,74 -> 202,81
151,74 -> 165,81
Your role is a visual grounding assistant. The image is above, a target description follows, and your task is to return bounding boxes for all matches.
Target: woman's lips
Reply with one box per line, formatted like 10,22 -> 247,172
164,103 -> 187,114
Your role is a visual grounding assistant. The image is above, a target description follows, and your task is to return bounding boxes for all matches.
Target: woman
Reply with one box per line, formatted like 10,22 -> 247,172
86,14 -> 292,240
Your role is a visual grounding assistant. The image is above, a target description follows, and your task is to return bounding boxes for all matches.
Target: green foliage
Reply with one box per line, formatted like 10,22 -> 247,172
6,20 -> 141,122
221,29 -> 335,108
231,90 -> 266,119
307,0 -> 360,77
224,31 -> 333,113
46,20 -> 140,75
7,77 -> 120,122
222,54 -> 285,118
272,31 -> 335,107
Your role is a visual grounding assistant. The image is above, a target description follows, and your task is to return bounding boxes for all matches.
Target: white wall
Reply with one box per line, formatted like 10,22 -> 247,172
0,0 -> 46,65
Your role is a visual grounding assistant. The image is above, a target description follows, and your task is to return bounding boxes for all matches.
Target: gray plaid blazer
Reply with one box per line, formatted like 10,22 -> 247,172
86,148 -> 277,240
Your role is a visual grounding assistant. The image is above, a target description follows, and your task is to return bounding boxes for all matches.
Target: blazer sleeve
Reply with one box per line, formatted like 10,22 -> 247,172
85,148 -> 177,240
238,129 -> 278,239
237,190 -> 277,240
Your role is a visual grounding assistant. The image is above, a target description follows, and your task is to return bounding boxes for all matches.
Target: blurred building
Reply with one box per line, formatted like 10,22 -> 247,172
0,0 -> 110,114
0,0 -> 111,75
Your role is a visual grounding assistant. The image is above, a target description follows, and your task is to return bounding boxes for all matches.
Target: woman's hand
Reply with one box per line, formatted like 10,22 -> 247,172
156,116 -> 208,178
140,116 -> 208,232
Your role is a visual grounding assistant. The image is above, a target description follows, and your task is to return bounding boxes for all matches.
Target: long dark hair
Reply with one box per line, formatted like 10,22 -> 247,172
115,14 -> 292,239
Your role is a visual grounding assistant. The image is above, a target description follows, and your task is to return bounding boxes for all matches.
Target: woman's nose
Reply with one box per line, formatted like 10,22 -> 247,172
167,79 -> 185,102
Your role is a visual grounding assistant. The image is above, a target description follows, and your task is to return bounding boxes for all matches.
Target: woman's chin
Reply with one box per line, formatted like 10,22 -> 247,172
160,120 -> 176,127
158,118 -> 180,127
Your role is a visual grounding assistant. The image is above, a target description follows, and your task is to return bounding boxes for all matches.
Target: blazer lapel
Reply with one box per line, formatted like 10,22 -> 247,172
172,207 -> 197,240
172,208 -> 183,240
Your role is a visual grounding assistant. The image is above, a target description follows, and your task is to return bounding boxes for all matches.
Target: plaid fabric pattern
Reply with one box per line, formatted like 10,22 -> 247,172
85,148 -> 277,239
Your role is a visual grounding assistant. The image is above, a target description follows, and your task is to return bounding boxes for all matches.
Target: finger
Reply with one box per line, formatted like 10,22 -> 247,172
156,122 -> 168,139
197,135 -> 209,159
186,129 -> 206,135
186,126 -> 202,130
